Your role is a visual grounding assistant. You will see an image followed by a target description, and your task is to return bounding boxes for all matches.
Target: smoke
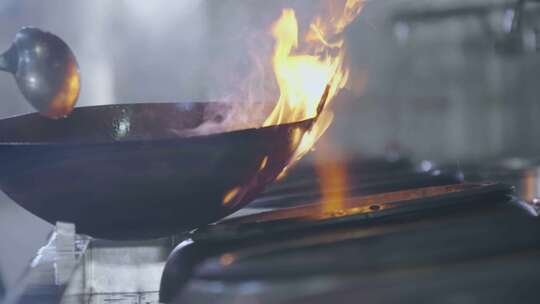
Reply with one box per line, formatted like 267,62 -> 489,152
0,0 -> 336,132
200,0 -> 336,132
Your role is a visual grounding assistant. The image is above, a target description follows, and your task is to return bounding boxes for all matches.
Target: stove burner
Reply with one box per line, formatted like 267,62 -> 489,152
160,182 -> 514,302
251,158 -> 461,208
194,183 -> 512,241
10,157 -> 540,304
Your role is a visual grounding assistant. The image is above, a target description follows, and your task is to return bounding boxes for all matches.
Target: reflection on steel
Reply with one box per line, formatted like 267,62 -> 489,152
495,0 -> 540,54
4,222 -> 174,304
3,222 -> 90,304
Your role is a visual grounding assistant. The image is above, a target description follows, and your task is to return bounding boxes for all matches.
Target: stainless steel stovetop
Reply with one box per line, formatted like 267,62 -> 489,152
4,157 -> 540,304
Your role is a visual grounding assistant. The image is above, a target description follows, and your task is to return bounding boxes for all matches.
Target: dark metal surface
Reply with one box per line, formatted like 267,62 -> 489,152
0,27 -> 80,118
159,182 -> 515,302
0,102 -> 313,239
165,184 -> 539,304
252,158 -> 462,208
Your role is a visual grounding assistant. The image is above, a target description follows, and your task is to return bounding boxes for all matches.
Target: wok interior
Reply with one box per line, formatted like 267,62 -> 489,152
0,102 -> 234,143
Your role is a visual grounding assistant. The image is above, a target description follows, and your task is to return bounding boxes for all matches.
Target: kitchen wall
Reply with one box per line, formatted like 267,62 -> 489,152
0,0 -> 539,293
335,0 -> 540,162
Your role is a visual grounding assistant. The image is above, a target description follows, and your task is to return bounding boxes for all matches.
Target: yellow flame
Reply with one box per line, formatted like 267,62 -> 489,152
307,0 -> 365,44
264,0 -> 364,167
223,186 -> 241,205
261,1 -> 363,210
315,137 -> 349,213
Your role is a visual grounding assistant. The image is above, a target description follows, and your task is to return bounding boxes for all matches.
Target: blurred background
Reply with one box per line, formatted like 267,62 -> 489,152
1,0 -> 539,294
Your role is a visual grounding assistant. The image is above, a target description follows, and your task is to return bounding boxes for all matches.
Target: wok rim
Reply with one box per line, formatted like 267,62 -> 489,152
0,102 -> 315,147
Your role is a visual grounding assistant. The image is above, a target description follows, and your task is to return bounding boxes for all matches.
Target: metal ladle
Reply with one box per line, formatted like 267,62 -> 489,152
0,27 -> 80,119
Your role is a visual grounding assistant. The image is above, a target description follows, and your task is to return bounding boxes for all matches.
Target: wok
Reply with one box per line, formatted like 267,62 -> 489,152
0,102 -> 314,239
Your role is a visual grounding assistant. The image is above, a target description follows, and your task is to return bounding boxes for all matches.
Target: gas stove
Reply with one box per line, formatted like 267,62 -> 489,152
4,156 -> 540,304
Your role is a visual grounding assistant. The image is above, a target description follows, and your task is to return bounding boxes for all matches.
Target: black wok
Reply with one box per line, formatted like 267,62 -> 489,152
0,102 -> 314,239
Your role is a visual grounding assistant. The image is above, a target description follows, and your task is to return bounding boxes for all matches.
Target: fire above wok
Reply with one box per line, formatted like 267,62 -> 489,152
0,2 -> 365,239
0,102 -> 316,239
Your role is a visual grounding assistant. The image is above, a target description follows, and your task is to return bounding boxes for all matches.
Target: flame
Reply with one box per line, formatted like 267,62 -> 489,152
315,137 -> 349,213
264,0 -> 364,165
524,169 -> 540,202
261,1 -> 363,210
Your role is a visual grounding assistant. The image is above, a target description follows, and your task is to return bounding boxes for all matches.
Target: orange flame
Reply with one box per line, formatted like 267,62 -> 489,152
315,138 -> 349,213
263,1 -> 364,209
264,1 -> 364,166
223,186 -> 241,205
